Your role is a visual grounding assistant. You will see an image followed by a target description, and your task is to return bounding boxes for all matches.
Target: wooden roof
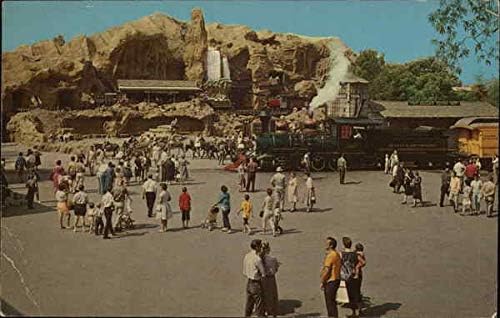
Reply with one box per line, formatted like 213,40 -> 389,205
117,79 -> 200,91
370,101 -> 499,118
450,117 -> 499,130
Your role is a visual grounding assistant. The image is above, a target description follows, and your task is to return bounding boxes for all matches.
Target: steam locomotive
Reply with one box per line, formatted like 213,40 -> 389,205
255,117 -> 459,171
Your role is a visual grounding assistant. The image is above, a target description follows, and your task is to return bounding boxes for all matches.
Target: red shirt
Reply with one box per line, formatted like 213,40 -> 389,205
465,164 -> 477,178
179,192 -> 191,211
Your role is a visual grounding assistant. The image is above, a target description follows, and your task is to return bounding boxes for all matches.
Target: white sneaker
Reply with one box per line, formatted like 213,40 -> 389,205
227,230 -> 233,234
221,227 -> 228,232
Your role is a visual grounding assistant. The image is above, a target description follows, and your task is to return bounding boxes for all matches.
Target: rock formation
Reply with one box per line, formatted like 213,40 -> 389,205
183,8 -> 208,83
2,8 -> 355,142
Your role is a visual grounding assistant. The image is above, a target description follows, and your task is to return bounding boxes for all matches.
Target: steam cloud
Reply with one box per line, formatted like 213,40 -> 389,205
309,41 -> 350,109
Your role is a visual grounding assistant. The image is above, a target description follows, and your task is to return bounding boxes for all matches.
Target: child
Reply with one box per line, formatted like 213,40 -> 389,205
93,203 -> 104,236
179,187 -> 192,228
354,243 -> 366,280
461,181 -> 472,215
86,202 -> 96,233
202,206 -> 219,231
237,194 -> 252,234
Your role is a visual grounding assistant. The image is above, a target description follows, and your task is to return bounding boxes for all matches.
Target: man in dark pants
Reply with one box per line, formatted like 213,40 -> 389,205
337,154 -> 347,185
101,187 -> 116,239
243,239 -> 265,317
246,158 -> 258,192
321,237 -> 342,317
439,165 -> 451,207
142,174 -> 158,217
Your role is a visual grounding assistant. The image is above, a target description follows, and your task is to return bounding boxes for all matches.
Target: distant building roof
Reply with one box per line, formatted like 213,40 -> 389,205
371,101 -> 499,118
450,117 -> 499,130
117,79 -> 200,91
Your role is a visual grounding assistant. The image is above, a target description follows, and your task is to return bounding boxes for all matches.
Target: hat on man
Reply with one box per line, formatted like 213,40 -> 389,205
276,166 -> 283,172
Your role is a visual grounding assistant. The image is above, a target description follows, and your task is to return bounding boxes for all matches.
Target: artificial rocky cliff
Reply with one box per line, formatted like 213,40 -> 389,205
2,8 -> 354,143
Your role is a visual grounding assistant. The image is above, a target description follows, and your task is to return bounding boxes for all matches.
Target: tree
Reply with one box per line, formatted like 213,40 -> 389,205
352,49 -> 385,82
487,78 -> 500,106
368,56 -> 461,102
429,0 -> 499,74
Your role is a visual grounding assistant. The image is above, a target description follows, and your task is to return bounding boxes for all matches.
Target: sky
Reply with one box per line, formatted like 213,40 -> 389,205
2,0 -> 498,84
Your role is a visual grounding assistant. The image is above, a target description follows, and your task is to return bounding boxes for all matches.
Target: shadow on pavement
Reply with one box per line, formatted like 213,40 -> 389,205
360,296 -> 402,317
2,201 -> 55,218
293,313 -> 321,318
279,299 -> 302,315
0,298 -> 24,316
4,168 -> 53,185
116,231 -> 148,238
166,224 -> 202,232
343,181 -> 362,185
281,228 -> 302,235
312,208 -> 333,213
421,201 -> 437,207
130,223 -> 159,230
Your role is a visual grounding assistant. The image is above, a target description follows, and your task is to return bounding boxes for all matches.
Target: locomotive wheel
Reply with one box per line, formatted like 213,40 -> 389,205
327,158 -> 337,171
311,157 -> 327,172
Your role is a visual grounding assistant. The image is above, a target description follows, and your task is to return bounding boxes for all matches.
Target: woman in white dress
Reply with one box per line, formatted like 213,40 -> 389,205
287,172 -> 299,212
157,183 -> 173,232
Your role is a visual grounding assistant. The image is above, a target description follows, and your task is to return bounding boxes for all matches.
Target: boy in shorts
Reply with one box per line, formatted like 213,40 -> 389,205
237,194 -> 252,235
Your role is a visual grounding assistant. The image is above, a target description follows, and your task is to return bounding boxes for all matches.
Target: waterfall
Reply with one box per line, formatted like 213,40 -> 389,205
222,56 -> 231,80
206,47 -> 222,81
310,40 -> 350,109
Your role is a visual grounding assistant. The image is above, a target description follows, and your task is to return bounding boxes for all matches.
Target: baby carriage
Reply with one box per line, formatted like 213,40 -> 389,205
116,198 -> 135,230
201,206 -> 219,231
117,211 -> 135,230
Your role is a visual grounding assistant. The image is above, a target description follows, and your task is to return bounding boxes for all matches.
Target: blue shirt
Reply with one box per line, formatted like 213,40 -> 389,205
217,192 -> 230,210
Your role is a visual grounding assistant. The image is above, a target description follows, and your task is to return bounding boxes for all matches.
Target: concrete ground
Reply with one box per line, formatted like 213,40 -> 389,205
1,143 -> 497,317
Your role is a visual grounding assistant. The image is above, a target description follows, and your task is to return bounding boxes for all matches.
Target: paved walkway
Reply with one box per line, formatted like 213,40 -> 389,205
1,143 -> 497,316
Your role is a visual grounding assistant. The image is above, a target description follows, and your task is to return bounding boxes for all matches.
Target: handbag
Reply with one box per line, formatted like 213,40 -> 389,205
155,204 -> 162,213
335,280 -> 350,304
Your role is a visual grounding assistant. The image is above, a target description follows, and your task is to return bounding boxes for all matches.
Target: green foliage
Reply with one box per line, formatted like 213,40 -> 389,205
352,49 -> 385,82
429,0 -> 499,74
487,79 -> 499,107
354,51 -> 462,102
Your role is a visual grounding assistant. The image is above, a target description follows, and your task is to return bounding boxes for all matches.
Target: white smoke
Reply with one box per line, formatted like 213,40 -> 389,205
309,41 -> 350,109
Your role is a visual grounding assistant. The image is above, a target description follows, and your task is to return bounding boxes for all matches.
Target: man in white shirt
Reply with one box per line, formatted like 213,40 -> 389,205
142,174 -> 158,217
270,167 -> 286,211
453,160 -> 466,178
243,239 -> 265,317
101,189 -> 115,239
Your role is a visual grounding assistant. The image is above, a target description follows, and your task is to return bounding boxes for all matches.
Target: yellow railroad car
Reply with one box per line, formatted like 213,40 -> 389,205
450,117 -> 499,169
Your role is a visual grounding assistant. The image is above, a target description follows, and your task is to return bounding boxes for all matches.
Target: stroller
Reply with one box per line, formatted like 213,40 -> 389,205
116,198 -> 135,230
201,206 -> 219,231
117,212 -> 135,230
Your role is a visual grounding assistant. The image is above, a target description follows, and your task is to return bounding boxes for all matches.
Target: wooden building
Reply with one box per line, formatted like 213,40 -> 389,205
450,117 -> 499,160
367,101 -> 499,129
117,79 -> 201,104
325,73 -> 369,118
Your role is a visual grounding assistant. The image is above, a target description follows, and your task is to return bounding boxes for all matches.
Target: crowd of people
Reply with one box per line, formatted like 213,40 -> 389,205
243,236 -> 367,318
386,150 -> 497,216
2,140 -> 498,317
